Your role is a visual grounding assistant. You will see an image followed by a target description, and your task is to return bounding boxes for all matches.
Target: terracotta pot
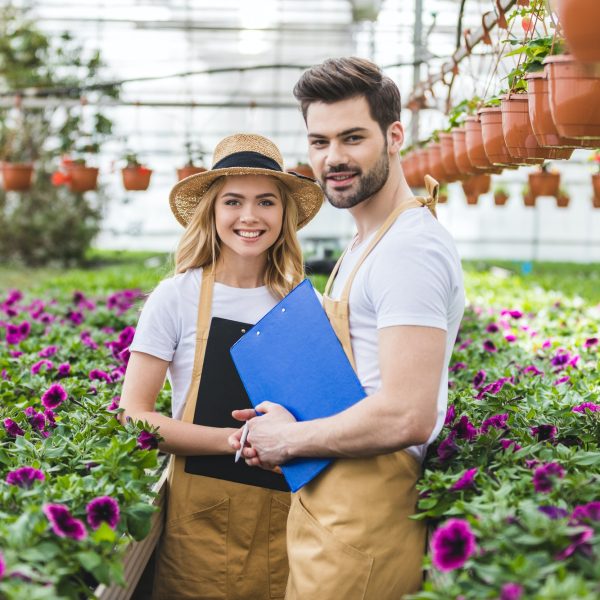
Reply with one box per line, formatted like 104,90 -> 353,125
426,143 -> 448,183
529,172 -> 560,198
556,193 -> 570,208
452,128 -> 479,176
525,71 -> 582,151
501,94 -> 571,162
494,191 -> 509,206
557,0 -> 600,63
66,165 -> 99,192
177,166 -> 206,181
415,149 -> 430,187
122,167 -> 152,191
545,55 -> 600,139
438,192 -> 448,204
465,116 -> 504,174
402,153 -> 421,188
1,162 -> 34,191
592,173 -> 600,198
462,174 -> 491,204
287,164 -> 314,178
479,108 -> 521,167
593,196 -> 600,209
517,0 -> 529,5
439,133 -> 462,181
523,193 -> 537,207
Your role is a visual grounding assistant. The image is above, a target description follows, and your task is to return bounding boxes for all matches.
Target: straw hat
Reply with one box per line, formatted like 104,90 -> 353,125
169,133 -> 324,229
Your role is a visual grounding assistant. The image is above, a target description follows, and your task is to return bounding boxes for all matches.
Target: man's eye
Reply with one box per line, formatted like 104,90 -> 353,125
346,136 -> 362,143
311,140 -> 327,147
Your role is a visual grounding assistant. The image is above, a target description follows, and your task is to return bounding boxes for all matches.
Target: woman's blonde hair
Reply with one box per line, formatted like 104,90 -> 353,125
174,176 -> 304,298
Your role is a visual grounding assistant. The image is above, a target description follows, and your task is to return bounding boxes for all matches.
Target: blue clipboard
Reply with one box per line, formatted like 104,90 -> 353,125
230,279 -> 366,492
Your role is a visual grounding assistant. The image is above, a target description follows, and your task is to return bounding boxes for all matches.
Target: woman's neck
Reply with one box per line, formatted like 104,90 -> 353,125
213,251 -> 268,288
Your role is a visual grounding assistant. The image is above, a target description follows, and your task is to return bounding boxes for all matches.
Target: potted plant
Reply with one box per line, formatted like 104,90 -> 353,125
557,0 -> 600,63
523,185 -> 537,207
426,141 -> 448,184
493,185 -> 510,206
121,152 -> 152,191
465,115 -> 502,173
1,122 -> 35,191
462,174 -> 491,205
556,188 -> 570,208
439,132 -> 462,181
479,97 -> 521,168
590,149 -> 600,201
528,163 -> 560,199
177,142 -> 207,181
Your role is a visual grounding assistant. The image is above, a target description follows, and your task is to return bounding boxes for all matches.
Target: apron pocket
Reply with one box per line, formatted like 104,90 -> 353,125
268,495 -> 290,599
286,495 -> 373,600
158,497 -> 229,598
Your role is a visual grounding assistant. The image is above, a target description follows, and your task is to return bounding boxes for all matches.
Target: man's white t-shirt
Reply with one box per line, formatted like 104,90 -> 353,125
129,268 -> 280,420
330,207 -> 465,463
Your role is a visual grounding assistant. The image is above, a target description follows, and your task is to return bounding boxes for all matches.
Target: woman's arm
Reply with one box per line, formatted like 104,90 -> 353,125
120,351 -> 237,456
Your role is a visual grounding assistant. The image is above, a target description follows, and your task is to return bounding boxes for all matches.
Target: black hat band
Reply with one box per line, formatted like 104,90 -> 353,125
212,151 -> 282,172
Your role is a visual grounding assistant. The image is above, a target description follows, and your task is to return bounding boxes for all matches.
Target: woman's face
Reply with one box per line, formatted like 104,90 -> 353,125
214,175 -> 284,260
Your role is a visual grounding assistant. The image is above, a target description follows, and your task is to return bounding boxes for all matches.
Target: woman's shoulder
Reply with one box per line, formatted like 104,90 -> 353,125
149,267 -> 201,301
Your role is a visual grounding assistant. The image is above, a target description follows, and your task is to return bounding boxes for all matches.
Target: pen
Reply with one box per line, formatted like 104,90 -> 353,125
235,421 -> 250,463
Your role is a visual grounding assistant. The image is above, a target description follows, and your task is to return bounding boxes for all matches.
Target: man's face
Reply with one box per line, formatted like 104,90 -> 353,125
306,96 -> 390,209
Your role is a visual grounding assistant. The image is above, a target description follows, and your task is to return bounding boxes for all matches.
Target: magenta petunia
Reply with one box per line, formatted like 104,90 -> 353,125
86,496 -> 120,530
41,383 -> 68,410
89,369 -> 112,383
3,418 -> 24,437
6,466 -> 45,488
538,505 -> 568,520
66,310 -> 84,325
0,550 -> 4,579
504,334 -> 517,343
523,365 -> 543,376
44,409 -> 57,428
437,437 -> 459,462
18,321 -> 31,337
476,377 -> 511,400
9,350 -> 23,358
107,396 -> 120,411
31,359 -> 54,375
137,430 -> 158,450
553,376 -> 570,386
458,339 -> 472,351
449,362 -> 467,372
483,339 -> 497,353
531,424 -> 557,441
499,439 -> 522,452
500,583 -> 524,600
5,289 -> 23,305
1,369 -> 9,381
80,331 -> 98,350
555,526 -> 594,560
508,310 -> 523,319
584,337 -> 598,348
431,518 -> 477,572
533,462 -> 564,493
472,369 -> 486,389
481,413 -> 509,434
572,402 -> 599,414
24,406 -> 46,432
485,322 -> 500,333
551,351 -> 571,369
451,468 -> 478,491
43,504 -> 87,541
38,345 -> 58,358
57,362 -> 71,378
452,416 -> 478,441
572,502 -> 600,523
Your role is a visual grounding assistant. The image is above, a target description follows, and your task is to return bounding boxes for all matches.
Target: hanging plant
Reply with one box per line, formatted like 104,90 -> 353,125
590,150 -> 600,201
556,188 -> 570,208
493,185 -> 509,206
121,152 -> 152,191
461,174 -> 491,205
177,141 -> 207,181
528,163 -> 561,199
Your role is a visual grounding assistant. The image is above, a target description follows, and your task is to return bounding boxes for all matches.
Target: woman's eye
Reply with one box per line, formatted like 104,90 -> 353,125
259,200 -> 275,206
224,199 -> 240,206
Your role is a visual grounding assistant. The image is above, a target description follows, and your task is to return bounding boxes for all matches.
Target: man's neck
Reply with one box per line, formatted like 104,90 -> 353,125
349,167 -> 414,245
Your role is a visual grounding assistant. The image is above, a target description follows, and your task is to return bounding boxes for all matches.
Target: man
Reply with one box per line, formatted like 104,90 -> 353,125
231,57 -> 465,600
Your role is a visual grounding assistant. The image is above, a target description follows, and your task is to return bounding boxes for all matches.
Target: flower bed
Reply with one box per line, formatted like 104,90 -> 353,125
0,287 -> 170,599
410,276 -> 600,599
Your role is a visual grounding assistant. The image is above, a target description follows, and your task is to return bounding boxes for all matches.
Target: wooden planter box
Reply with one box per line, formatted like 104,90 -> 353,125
94,466 -> 167,599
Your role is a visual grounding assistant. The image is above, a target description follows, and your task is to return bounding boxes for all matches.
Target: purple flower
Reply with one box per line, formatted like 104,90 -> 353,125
444,404 -> 456,426
107,396 -> 120,411
483,340 -> 497,353
0,550 -> 4,579
538,505 -> 568,520
449,362 -> 467,372
44,409 -> 57,428
572,502 -> 600,523
556,527 -> 594,560
481,413 -> 509,434
43,504 -> 87,541
508,310 -> 523,319
531,424 -> 557,441
57,362 -> 71,378
431,518 -> 477,572
584,337 -> 598,348
500,439 -> 522,452
41,383 -> 68,410
533,462 -> 565,493
38,345 -> 58,358
9,350 -> 23,358
476,377 -> 511,399
458,339 -> 472,350
5,289 -> 22,305
24,406 -> 46,432
472,369 -> 486,389
486,323 -> 500,333
3,418 -> 24,437
523,365 -> 543,376
504,334 -> 517,343
137,430 -> 158,450
451,468 -> 478,491
89,369 -> 112,383
500,583 -> 524,600
437,436 -> 459,461
18,321 -> 31,337
31,359 -> 54,375
553,376 -> 570,386
86,496 -> 120,530
542,339 -> 552,349
551,351 -> 571,369
80,331 -> 98,350
6,466 -> 45,488
452,416 -> 478,441
1,369 -> 9,381
66,310 -> 84,325
572,402 -> 599,414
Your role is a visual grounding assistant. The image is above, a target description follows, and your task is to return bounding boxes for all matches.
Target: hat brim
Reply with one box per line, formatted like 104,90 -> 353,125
169,167 -> 324,230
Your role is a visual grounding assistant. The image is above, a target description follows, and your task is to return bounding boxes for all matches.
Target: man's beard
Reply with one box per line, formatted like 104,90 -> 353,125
321,145 -> 390,209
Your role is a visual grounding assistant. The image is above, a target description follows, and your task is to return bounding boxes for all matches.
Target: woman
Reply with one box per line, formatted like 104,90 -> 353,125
119,133 -> 323,600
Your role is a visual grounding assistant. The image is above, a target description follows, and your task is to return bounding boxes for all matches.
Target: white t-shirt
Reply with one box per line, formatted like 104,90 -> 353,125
330,207 -> 465,463
129,268 -> 280,420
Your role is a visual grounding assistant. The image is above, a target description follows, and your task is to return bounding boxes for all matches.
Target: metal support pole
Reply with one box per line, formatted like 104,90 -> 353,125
410,0 -> 423,144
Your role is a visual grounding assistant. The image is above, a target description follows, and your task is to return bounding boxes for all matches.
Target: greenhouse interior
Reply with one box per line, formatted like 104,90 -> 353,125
0,0 -> 599,598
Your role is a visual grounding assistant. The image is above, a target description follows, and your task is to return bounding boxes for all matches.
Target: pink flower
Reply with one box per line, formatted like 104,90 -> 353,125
584,337 -> 598,348
483,340 -> 497,353
523,365 -> 543,376
3,418 -> 24,437
500,439 -> 522,452
66,310 -> 84,326
542,339 -> 552,349
437,437 -> 459,461
43,504 -> 87,541
486,323 -> 499,333
451,468 -> 478,491
431,519 -> 477,572
86,496 -> 120,530
553,376 -> 570,386
41,383 -> 68,409
107,396 -> 120,411
533,462 -> 564,493
500,583 -> 524,600
137,431 -> 158,450
6,466 -> 45,488
504,334 -> 517,343
89,369 -> 112,383
449,362 -> 467,372
38,345 -> 58,358
452,416 -> 478,441
572,502 -> 600,523
472,370 -> 486,389
530,424 -> 557,441
31,359 -> 54,375
481,413 -> 509,434
57,362 -> 71,378
555,527 -> 594,560
572,402 -> 599,413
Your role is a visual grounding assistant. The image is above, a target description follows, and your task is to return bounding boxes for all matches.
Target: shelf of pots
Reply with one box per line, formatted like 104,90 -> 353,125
121,153 -> 153,191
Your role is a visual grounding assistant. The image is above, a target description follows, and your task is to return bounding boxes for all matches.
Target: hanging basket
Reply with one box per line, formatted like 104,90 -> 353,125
452,128 -> 478,176
545,55 -> 600,140
556,193 -> 570,208
523,193 -> 537,207
592,173 -> 600,199
426,143 -> 448,183
1,162 -> 34,191
439,132 -> 462,181
122,167 -> 152,191
66,165 -> 99,193
557,0 -> 600,63
494,191 -> 509,206
462,174 -> 491,205
402,153 -> 421,188
528,171 -> 560,199
478,108 -> 521,168
176,166 -> 207,181
465,116 -> 502,173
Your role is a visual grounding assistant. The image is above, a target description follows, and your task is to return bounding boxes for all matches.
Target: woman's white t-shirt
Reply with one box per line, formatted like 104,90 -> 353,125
129,268 -> 280,420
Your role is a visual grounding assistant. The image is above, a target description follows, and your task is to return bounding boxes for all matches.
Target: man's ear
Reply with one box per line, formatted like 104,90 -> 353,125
387,121 -> 404,155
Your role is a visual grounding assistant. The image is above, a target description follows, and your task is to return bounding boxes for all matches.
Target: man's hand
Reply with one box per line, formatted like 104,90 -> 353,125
230,402 -> 297,469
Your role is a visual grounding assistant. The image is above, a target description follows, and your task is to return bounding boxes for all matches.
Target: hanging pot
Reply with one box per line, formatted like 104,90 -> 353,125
452,128 -> 480,176
465,116 -> 503,173
523,193 -> 537,207
66,165 -> 99,192
501,94 -> 570,162
545,55 -> 600,139
556,192 -> 570,208
439,132 -> 462,181
478,108 -> 521,168
287,164 -> 315,179
426,143 -> 448,183
177,166 -> 207,181
1,162 -> 34,191
592,173 -> 600,198
415,148 -> 431,188
593,196 -> 600,209
402,152 -> 420,188
494,191 -> 509,206
462,174 -> 491,205
528,171 -> 560,199
122,166 -> 152,191
557,0 -> 600,63
525,71 -> 592,150
438,190 -> 448,204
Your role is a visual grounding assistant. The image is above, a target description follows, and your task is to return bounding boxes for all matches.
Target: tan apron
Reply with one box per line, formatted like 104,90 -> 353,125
285,177 -> 439,600
153,269 -> 290,600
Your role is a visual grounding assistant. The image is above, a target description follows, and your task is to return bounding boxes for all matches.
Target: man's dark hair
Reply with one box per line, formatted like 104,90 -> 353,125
293,57 -> 401,135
